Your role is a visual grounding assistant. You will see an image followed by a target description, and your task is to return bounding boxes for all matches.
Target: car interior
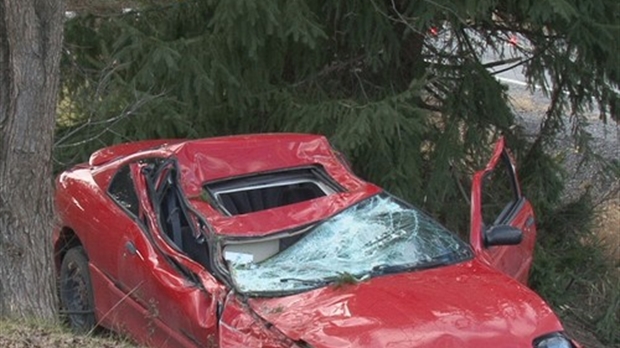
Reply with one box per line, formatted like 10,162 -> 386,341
157,176 -> 211,269
205,166 -> 341,216
152,165 -> 344,268
217,182 -> 326,215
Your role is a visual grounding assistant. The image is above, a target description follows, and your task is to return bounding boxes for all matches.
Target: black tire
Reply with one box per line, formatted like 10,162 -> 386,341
59,246 -> 96,333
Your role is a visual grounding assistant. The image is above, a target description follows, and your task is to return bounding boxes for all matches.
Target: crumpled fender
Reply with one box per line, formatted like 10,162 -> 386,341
218,291 -> 306,348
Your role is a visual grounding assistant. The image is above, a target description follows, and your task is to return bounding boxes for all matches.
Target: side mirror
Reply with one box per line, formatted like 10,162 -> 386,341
485,225 -> 523,247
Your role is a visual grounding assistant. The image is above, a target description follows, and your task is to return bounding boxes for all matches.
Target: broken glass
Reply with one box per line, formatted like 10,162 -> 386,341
225,194 -> 472,295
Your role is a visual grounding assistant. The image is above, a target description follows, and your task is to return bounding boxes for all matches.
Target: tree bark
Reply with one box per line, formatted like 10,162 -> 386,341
0,0 -> 64,319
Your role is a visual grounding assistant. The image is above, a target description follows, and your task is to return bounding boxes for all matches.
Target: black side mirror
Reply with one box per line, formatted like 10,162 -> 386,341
485,225 -> 523,247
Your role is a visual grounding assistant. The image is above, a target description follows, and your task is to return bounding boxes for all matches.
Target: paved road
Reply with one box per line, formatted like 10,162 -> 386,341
490,55 -> 620,201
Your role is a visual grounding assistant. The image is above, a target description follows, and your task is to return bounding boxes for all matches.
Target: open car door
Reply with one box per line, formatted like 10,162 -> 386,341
470,137 -> 537,285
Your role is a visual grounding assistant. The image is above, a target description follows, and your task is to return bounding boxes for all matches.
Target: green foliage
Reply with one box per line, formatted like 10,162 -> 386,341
530,194 -> 620,345
595,279 -> 620,344
530,194 -> 599,303
57,1 -> 619,198
56,0 -> 618,253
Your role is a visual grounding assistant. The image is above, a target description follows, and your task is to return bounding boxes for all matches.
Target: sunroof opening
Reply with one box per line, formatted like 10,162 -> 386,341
204,166 -> 342,216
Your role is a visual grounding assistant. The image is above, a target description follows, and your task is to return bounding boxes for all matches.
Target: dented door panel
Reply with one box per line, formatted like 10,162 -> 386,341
119,163 -> 219,347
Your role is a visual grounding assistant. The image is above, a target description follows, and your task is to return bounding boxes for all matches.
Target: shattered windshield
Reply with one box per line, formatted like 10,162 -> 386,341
224,194 -> 472,295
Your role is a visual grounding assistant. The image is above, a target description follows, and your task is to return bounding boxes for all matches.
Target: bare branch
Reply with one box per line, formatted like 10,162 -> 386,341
55,91 -> 163,148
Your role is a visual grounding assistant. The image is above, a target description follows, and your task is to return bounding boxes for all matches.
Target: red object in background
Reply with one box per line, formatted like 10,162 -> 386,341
509,34 -> 519,46
53,133 -> 580,347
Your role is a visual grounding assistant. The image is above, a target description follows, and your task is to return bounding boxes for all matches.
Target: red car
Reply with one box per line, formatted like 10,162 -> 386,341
54,133 -> 579,347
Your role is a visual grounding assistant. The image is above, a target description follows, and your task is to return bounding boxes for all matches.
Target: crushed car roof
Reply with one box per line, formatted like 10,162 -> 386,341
91,134 -> 342,180
90,133 -> 381,237
174,134 -> 381,236
173,133 -> 346,183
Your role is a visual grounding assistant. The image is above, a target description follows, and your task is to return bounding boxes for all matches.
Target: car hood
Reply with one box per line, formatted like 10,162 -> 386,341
248,259 -> 563,348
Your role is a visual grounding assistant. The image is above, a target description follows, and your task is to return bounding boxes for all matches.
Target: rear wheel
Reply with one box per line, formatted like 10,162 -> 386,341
59,246 -> 96,333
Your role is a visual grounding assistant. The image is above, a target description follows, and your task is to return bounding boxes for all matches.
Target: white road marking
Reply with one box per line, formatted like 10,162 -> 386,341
496,76 -> 528,86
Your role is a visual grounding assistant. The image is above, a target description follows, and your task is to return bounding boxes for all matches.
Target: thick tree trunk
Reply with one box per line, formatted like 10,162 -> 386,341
0,0 -> 64,319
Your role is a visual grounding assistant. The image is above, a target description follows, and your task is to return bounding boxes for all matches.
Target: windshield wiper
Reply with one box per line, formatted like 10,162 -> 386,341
371,255 -> 455,276
280,271 -> 370,287
280,258 -> 454,287
279,277 -> 332,286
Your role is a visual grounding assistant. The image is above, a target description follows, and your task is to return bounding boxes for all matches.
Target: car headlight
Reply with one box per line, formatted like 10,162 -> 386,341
533,332 -> 575,348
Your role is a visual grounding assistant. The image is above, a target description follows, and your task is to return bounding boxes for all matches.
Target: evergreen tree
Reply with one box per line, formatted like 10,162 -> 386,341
58,0 -> 619,234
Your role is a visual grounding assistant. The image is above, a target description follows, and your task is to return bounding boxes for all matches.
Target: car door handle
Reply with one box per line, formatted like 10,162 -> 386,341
125,241 -> 144,261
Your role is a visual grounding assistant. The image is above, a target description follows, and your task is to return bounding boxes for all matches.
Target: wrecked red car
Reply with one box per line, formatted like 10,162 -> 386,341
54,133 -> 579,347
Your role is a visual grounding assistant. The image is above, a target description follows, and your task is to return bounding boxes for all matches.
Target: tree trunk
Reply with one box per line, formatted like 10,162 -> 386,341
0,0 -> 64,320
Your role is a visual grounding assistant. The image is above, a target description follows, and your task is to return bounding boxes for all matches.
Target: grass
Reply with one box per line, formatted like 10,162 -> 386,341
531,194 -> 620,347
0,318 -> 136,348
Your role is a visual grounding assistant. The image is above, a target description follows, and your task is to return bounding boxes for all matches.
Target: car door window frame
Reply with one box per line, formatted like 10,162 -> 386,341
107,163 -> 141,218
140,158 -> 214,275
481,150 -> 522,228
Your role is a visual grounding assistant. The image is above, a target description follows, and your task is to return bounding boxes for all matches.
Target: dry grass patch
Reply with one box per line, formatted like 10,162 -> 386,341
0,319 -> 135,348
566,195 -> 620,347
593,198 -> 620,267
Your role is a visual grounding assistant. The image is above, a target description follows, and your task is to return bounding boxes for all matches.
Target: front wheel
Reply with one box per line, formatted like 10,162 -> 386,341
59,246 -> 96,333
